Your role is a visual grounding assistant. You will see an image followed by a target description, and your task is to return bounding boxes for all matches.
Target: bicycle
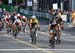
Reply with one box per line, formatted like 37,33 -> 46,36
30,27 -> 37,45
6,23 -> 12,33
54,30 -> 60,44
49,29 -> 59,49
13,25 -> 20,39
22,23 -> 26,33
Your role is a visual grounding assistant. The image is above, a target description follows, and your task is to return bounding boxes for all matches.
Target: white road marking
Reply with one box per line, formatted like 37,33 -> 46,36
0,49 -> 75,51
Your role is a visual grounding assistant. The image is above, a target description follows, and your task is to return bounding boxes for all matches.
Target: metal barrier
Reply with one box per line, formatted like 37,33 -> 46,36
19,8 -> 50,18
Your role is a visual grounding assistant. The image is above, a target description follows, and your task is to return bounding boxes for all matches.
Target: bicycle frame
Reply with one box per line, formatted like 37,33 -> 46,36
13,25 -> 20,39
31,27 -> 37,45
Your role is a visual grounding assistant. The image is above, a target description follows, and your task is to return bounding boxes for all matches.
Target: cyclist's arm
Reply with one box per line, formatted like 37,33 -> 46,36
35,19 -> 40,30
25,17 -> 28,24
48,24 -> 51,32
29,19 -> 32,29
36,23 -> 40,30
13,20 -> 16,25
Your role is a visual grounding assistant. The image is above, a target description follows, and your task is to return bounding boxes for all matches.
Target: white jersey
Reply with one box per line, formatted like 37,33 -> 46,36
4,15 -> 11,19
13,19 -> 21,25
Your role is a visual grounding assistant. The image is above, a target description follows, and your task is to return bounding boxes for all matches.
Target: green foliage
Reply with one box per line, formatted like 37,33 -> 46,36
0,4 -> 15,12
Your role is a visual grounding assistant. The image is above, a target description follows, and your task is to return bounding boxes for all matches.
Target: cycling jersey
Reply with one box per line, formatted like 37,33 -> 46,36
30,18 -> 38,24
13,19 -> 21,25
56,18 -> 63,25
4,15 -> 10,22
6,18 -> 10,22
17,16 -> 22,20
49,20 -> 57,29
30,18 -> 39,28
11,15 -> 15,23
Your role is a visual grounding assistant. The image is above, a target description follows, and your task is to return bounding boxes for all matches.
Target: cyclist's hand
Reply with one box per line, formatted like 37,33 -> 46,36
38,27 -> 40,31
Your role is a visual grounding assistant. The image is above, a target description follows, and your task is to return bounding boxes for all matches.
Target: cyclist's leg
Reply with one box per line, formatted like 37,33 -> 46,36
58,30 -> 61,43
18,25 -> 21,32
7,23 -> 10,33
29,29 -> 32,43
49,29 -> 53,46
56,24 -> 61,43
13,24 -> 16,34
23,23 -> 26,32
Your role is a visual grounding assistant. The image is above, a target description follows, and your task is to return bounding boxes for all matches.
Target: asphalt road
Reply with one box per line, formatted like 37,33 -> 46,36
0,24 -> 75,53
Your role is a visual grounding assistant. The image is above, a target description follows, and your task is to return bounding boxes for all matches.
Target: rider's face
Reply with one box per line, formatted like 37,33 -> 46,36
32,19 -> 35,21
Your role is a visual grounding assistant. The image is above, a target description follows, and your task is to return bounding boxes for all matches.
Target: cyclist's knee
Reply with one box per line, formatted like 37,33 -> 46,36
49,33 -> 53,38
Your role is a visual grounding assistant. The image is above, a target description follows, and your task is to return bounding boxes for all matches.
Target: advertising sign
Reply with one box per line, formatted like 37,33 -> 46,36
27,0 -> 32,6
61,15 -> 67,21
53,3 -> 58,10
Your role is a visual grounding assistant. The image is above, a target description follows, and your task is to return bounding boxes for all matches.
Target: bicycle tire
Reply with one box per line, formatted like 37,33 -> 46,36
33,31 -> 36,45
13,26 -> 19,39
51,33 -> 55,49
31,28 -> 36,45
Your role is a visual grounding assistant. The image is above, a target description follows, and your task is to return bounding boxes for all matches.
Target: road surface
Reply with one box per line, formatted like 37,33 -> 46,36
0,24 -> 75,53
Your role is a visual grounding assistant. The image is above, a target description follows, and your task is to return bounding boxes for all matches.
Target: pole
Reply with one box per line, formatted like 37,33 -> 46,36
61,0 -> 63,11
33,0 -> 37,15
72,0 -> 74,11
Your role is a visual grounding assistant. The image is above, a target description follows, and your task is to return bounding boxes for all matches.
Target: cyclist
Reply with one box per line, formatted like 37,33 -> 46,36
48,17 -> 60,46
17,13 -> 22,20
11,12 -> 16,23
12,15 -> 22,37
13,16 -> 21,30
21,15 -> 28,33
29,15 -> 40,42
56,16 -> 64,42
4,13 -> 12,32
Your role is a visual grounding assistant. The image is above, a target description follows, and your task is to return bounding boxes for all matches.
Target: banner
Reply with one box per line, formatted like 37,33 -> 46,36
53,3 -> 58,10
61,15 -> 67,21
27,0 -> 32,6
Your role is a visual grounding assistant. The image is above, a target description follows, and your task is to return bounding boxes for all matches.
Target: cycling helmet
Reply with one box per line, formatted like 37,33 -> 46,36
31,15 -> 36,19
23,16 -> 26,19
17,13 -> 20,16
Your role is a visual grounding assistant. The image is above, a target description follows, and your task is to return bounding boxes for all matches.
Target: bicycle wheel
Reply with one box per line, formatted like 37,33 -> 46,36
7,27 -> 10,33
55,31 -> 60,44
51,33 -> 55,49
31,28 -> 36,45
14,31 -> 17,39
33,31 -> 36,45
14,26 -> 18,39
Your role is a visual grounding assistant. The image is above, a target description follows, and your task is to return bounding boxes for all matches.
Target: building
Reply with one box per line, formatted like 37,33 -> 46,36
69,0 -> 75,11
1,0 -> 75,11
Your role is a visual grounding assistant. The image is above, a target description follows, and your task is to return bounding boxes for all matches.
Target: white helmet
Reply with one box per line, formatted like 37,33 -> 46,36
8,15 -> 11,18
31,15 -> 36,19
17,13 -> 20,16
23,16 -> 26,19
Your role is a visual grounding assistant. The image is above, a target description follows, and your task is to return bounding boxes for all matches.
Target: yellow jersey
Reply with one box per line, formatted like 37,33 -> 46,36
30,18 -> 39,24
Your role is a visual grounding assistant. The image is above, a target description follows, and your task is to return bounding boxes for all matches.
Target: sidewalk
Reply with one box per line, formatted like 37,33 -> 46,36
64,23 -> 75,28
